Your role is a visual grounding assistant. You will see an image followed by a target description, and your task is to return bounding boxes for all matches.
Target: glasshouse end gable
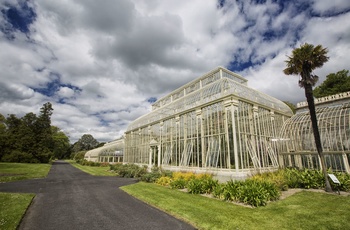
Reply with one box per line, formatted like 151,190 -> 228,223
279,91 -> 350,173
123,67 -> 293,180
85,138 -> 124,163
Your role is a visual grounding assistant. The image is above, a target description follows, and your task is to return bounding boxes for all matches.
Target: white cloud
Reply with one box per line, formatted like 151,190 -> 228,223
57,87 -> 75,98
0,0 -> 349,143
312,0 -> 350,15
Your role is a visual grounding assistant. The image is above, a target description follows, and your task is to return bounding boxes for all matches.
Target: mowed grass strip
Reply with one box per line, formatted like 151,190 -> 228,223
66,160 -> 116,176
0,163 -> 50,229
0,162 -> 51,182
0,193 -> 34,230
121,182 -> 350,230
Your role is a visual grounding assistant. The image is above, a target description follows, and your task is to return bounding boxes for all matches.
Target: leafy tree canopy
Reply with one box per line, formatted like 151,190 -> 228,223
0,102 -> 71,163
72,134 -> 99,153
313,70 -> 350,98
51,126 -> 71,159
283,101 -> 296,114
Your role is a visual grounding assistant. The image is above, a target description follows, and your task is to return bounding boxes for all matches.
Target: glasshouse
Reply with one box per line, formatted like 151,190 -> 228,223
279,91 -> 350,173
123,67 -> 293,180
84,138 -> 124,163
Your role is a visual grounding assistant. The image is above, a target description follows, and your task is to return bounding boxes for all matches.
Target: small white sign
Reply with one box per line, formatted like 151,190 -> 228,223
328,174 -> 340,184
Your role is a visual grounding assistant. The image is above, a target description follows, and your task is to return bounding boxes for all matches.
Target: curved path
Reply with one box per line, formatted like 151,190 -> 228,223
0,161 -> 195,230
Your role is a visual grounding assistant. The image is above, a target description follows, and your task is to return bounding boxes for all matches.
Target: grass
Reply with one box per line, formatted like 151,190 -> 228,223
121,182 -> 350,230
0,163 -> 45,230
0,162 -> 51,182
0,193 -> 34,230
66,160 -> 116,176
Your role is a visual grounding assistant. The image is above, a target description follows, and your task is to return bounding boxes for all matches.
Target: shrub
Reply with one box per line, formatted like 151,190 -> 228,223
186,176 -> 219,194
187,178 -> 203,194
283,168 -> 301,188
212,183 -> 226,200
172,172 -> 196,182
76,159 -> 106,167
1,151 -> 39,163
170,178 -> 187,189
110,164 -> 147,178
299,169 -> 324,189
140,171 -> 161,183
222,180 -> 243,201
200,176 -> 219,194
109,163 -> 123,171
156,176 -> 172,186
140,167 -> 172,183
330,172 -> 350,192
72,151 -> 86,161
251,170 -> 288,191
222,179 -> 280,207
99,162 -> 110,167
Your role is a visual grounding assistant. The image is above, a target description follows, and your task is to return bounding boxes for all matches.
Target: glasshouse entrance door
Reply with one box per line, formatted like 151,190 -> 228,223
149,139 -> 160,167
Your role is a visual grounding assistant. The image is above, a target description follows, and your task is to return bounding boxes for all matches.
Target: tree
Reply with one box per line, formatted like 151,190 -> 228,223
72,134 -> 99,153
313,69 -> 350,98
34,102 -> 54,162
0,103 -> 58,163
283,43 -> 332,192
0,113 -> 7,160
283,101 -> 296,114
51,126 -> 71,159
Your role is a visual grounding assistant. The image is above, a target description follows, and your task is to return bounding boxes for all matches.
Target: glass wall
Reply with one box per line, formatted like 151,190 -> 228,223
279,102 -> 350,173
124,67 -> 293,175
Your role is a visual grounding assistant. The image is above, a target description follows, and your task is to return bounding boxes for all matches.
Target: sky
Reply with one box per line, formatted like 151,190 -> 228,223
0,0 -> 349,143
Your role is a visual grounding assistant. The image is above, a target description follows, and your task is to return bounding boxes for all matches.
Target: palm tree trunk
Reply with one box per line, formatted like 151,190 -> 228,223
304,83 -> 333,192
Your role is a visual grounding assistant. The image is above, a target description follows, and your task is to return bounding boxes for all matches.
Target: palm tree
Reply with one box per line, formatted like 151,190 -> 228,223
283,43 -> 332,192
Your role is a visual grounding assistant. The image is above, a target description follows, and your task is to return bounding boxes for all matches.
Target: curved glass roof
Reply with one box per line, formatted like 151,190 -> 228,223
85,139 -> 124,157
127,67 -> 292,132
279,102 -> 350,153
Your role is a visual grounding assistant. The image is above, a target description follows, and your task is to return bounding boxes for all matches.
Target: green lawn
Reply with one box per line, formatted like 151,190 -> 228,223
121,182 -> 350,230
0,162 -> 51,182
0,162 -> 50,230
0,193 -> 34,230
66,160 -> 116,176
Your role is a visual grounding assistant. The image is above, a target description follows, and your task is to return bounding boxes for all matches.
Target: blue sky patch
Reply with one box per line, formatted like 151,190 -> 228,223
32,72 -> 81,98
0,0 -> 36,38
147,97 -> 157,104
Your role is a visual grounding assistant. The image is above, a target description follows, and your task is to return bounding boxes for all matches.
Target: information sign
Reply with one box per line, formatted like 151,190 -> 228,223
328,174 -> 340,184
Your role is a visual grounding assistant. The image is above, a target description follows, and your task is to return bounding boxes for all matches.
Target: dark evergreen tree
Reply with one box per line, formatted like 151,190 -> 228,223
34,102 -> 54,162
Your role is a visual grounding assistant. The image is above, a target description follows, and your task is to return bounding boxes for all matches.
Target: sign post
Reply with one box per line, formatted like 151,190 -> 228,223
328,174 -> 341,195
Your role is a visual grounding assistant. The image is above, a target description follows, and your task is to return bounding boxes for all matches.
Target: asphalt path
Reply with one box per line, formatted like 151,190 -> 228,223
0,161 -> 195,230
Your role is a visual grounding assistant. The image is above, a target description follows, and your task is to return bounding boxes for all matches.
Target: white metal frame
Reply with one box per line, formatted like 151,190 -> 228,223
279,93 -> 350,173
124,67 -> 293,178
